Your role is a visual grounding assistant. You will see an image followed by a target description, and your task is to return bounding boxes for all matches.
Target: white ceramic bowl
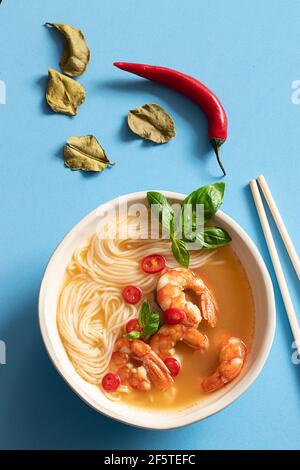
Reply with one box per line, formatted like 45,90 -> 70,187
39,191 -> 275,429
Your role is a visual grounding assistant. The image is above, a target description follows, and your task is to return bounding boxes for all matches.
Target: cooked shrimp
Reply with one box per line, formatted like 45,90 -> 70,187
156,268 -> 218,327
150,324 -> 209,360
112,338 -> 173,391
112,343 -> 152,391
111,349 -> 151,391
202,337 -> 247,393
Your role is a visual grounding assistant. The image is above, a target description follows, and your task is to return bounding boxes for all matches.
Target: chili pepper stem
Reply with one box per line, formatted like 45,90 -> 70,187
210,138 -> 226,176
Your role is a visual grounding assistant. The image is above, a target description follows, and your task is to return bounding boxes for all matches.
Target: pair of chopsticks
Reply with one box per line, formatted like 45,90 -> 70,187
250,176 -> 300,354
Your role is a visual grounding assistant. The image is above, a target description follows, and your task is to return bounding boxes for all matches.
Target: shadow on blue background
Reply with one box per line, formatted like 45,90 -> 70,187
102,78 -> 212,159
37,75 -> 55,115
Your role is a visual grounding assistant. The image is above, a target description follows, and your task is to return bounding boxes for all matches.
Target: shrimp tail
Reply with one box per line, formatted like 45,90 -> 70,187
183,327 -> 209,352
143,351 -> 173,391
130,339 -> 173,391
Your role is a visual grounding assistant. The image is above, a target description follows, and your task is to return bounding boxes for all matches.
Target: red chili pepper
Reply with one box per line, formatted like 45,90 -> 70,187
114,62 -> 228,176
125,319 -> 142,333
141,254 -> 166,274
163,308 -> 185,325
122,285 -> 142,304
164,357 -> 181,377
102,373 -> 121,392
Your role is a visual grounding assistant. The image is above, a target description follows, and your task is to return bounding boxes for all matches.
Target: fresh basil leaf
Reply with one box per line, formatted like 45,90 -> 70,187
196,226 -> 231,249
128,103 -> 176,144
139,301 -> 160,340
45,23 -> 90,77
139,301 -> 151,329
182,183 -> 225,237
171,237 -> 190,267
124,331 -> 141,340
147,191 -> 174,236
143,320 -> 160,340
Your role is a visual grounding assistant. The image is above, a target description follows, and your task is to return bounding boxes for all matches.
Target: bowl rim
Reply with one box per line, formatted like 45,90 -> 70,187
38,190 -> 276,429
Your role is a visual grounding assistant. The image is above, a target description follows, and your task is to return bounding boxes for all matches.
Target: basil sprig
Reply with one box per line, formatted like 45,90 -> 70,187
147,191 -> 175,235
182,182 -> 225,225
171,236 -> 190,268
196,226 -> 232,249
124,301 -> 160,341
147,183 -> 231,267
139,301 -> 160,340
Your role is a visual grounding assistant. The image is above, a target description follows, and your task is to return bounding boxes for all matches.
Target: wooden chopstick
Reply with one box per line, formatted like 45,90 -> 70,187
257,175 -> 300,280
250,178 -> 300,354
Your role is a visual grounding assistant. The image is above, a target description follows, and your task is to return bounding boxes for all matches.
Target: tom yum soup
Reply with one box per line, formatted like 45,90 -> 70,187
57,184 -> 255,410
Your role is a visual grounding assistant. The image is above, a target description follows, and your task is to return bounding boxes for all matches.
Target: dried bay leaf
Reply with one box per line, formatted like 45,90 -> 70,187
46,23 -> 90,77
46,68 -> 85,116
128,103 -> 176,144
64,135 -> 113,172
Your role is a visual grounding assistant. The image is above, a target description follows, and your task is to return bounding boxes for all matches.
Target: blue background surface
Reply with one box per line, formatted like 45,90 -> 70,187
0,0 -> 300,450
